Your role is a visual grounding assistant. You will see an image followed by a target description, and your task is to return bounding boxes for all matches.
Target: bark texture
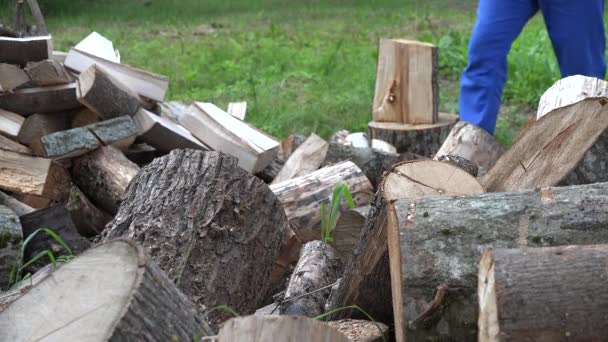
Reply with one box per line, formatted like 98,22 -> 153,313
327,319 -> 389,342
102,150 -> 288,329
66,184 -> 112,237
537,75 -> 608,119
0,206 -> 21,290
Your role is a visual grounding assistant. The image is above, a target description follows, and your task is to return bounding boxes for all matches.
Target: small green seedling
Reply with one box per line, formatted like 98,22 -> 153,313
321,182 -> 356,243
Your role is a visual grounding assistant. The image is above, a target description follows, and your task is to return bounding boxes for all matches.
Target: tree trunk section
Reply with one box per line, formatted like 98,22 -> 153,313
368,113 -> 458,156
389,181 -> 608,342
0,239 -> 207,341
280,241 -> 343,317
0,206 -> 22,290
272,133 -> 328,185
218,316 -> 349,342
101,150 -> 288,330
479,245 -> 608,342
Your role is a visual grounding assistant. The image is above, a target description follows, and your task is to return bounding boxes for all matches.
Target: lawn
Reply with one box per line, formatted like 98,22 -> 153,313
2,0 -> 564,146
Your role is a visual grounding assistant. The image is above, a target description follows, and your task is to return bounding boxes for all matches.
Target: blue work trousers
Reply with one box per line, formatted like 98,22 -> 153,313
459,0 -> 606,134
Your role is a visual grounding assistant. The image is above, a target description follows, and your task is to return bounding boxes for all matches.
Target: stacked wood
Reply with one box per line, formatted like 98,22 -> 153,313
537,75 -> 608,119
270,161 -> 373,242
324,143 -> 401,187
157,100 -> 189,122
0,239 -> 207,341
0,108 -> 24,140
0,135 -> 30,154
0,206 -> 22,290
327,160 -> 484,325
272,133 -> 328,184
18,112 -> 72,154
280,241 -> 343,317
372,39 -> 438,124
0,35 -> 52,64
327,319 -> 389,342
0,84 -> 80,115
478,245 -> 608,341
71,108 -> 99,128
218,316 -> 349,342
66,184 -> 111,237
333,206 -> 369,262
0,63 -> 30,92
388,181 -> 608,341
227,101 -> 247,120
101,150 -> 288,329
24,59 -> 72,87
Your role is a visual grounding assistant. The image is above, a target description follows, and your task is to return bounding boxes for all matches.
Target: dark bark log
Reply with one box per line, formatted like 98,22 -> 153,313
0,206 -> 22,290
218,316 -> 349,342
101,150 -> 288,329
0,35 -> 51,64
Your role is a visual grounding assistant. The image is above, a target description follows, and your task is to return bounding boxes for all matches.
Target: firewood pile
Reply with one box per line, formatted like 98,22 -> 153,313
1,4 -> 608,341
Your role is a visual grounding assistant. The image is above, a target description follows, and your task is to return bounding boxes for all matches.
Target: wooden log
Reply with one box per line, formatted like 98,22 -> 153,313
218,316 -> 349,342
333,206 -> 369,262
0,83 -> 80,116
133,108 -> 209,153
478,245 -> 608,342
0,263 -> 54,312
537,75 -> 608,119
368,113 -> 458,156
40,126 -> 100,159
0,35 -> 51,64
0,191 -> 33,216
433,121 -> 505,173
327,160 -> 484,325
87,115 -> 137,149
280,241 -> 343,317
77,64 -> 142,119
70,108 -> 99,128
24,59 -> 73,86
101,150 -> 288,329
73,146 -> 140,215
0,63 -> 30,92
256,156 -> 284,183
123,142 -> 158,167
0,135 -> 30,154
18,112 -> 72,154
327,319 -> 389,342
73,32 -> 119,63
180,102 -> 279,173
268,226 -> 303,299
0,149 -> 70,202
272,133 -> 329,184
0,239 -> 207,340
281,134 -> 307,159
388,181 -> 608,342
270,161 -> 373,242
65,48 -> 169,101
0,206 -> 22,290
51,50 -> 67,64
482,97 -> 608,192
66,184 -> 112,237
227,101 -> 247,120
0,108 -> 24,140
157,100 -> 189,123
436,154 -> 479,177
372,39 -> 438,124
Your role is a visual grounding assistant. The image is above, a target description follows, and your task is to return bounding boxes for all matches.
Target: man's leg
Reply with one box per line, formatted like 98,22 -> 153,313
539,0 -> 606,79
459,0 -> 538,134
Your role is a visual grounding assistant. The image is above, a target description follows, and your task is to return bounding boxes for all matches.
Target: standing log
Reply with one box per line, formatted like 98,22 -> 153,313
133,108 -> 208,153
218,316 -> 349,342
0,84 -> 80,116
537,75 -> 608,119
327,319 -> 389,342
270,161 -> 373,242
0,239 -> 207,341
66,184 -> 112,237
327,160 -> 484,325
24,59 -> 72,87
0,263 -> 54,312
482,97 -> 608,192
433,121 -> 504,174
0,108 -> 24,140
157,100 -> 189,123
272,133 -> 328,184
389,181 -> 608,342
71,108 -> 99,128
479,245 -> 608,342
333,206 -> 370,262
0,63 -> 30,92
372,39 -> 438,124
280,241 -> 343,317
0,206 -> 22,290
101,150 -> 288,329
73,146 -> 140,214
0,36 -> 52,64
368,113 -> 458,156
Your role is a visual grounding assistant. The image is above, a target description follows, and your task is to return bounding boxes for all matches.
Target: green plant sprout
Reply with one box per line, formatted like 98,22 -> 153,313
321,182 -> 356,243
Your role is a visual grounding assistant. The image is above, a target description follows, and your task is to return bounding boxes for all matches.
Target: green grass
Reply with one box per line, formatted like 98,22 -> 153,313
1,0 -> 570,146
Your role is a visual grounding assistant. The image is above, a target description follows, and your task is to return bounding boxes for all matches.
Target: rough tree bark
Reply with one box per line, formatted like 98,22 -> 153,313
0,206 -> 22,290
537,75 -> 608,119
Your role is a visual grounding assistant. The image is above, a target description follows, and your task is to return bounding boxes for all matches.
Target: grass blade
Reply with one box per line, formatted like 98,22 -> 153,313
41,228 -> 73,256
20,249 -> 55,271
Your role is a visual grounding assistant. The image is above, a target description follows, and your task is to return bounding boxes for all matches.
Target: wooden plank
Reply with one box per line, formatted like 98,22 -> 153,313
25,60 -> 73,87
0,35 -> 52,64
134,108 -> 208,153
372,39 -> 438,124
65,48 -> 168,101
0,64 -> 30,92
0,83 -> 80,116
0,108 -> 24,139
227,101 -> 247,120
271,133 -> 328,184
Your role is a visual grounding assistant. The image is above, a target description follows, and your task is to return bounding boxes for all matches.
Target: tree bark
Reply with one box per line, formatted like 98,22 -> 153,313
272,133 -> 328,185
478,245 -> 608,342
327,319 -> 389,342
368,113 -> 458,156
537,75 -> 608,119
65,184 -> 112,237
218,316 -> 349,342
0,239 -> 207,341
436,154 -> 478,177
101,150 -> 288,330
270,161 -> 373,242
0,205 -> 22,290
0,36 -> 51,64
389,181 -> 608,342
280,241 -> 343,317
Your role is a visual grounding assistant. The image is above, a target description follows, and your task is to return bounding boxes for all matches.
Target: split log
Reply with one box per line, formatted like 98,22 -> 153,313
124,142 -> 158,167
270,161 -> 373,242
433,121 -> 504,173
66,184 -> 112,237
0,108 -> 24,140
71,107 -> 99,127
368,113 -> 458,156
218,316 -> 349,342
73,146 -> 140,214
65,48 -> 169,101
0,206 -> 22,290
0,64 -> 29,92
101,150 -> 288,329
0,149 -> 70,202
333,206 -> 369,262
133,108 -> 208,153
436,154 -> 478,177
0,135 -> 30,154
327,319 -> 389,342
281,134 -> 307,159
327,160 -> 484,325
372,39 -> 438,124
180,102 -> 279,173
157,100 -> 189,123
77,64 -> 142,119
388,181 -> 608,342
280,241 -> 343,317
24,59 -> 73,86
537,75 -> 608,119
0,191 -> 33,216
272,133 -> 328,184
26,0 -> 48,35
478,245 -> 608,342
0,84 -> 80,115
0,35 -> 51,64
18,112 -> 72,154
482,97 -> 608,192
51,51 -> 68,64
87,115 -> 137,149
227,101 -> 247,120
0,239 -> 207,341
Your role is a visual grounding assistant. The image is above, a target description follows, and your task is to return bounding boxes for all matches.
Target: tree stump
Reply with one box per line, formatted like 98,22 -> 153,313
102,150 -> 288,329
0,239 -> 207,341
479,245 -> 608,342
